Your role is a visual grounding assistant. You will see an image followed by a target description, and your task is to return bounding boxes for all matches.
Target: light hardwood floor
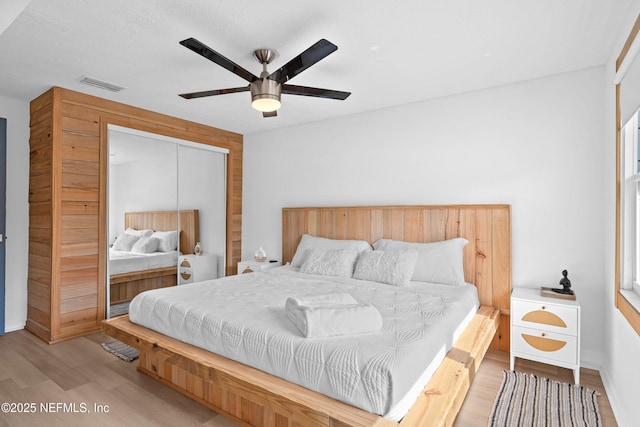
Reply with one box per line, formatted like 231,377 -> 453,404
0,329 -> 237,427
0,329 -> 617,426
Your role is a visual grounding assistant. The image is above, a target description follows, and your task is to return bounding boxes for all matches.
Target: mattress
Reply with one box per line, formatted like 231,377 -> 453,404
129,266 -> 479,421
109,249 -> 179,275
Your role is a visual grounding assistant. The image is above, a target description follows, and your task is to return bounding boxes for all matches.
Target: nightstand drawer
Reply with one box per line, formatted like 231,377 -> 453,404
179,254 -> 218,284
512,325 -> 578,365
512,299 -> 578,335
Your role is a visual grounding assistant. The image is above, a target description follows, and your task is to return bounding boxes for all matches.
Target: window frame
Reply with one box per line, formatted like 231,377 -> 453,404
616,15 -> 640,336
619,113 -> 640,297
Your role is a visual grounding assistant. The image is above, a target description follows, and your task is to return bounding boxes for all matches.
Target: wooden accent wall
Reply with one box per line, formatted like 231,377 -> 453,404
282,205 -> 512,351
27,87 -> 243,343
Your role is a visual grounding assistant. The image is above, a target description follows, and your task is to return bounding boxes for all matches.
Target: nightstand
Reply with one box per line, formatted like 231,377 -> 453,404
237,260 -> 282,274
179,253 -> 218,284
510,287 -> 581,383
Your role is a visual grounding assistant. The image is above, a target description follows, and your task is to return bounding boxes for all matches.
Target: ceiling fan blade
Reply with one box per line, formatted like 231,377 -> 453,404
282,84 -> 351,100
263,111 -> 278,118
180,38 -> 258,83
179,86 -> 250,99
269,39 -> 338,84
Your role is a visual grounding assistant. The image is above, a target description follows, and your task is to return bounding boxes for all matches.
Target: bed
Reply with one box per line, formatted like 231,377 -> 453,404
109,210 -> 199,304
103,204 -> 511,426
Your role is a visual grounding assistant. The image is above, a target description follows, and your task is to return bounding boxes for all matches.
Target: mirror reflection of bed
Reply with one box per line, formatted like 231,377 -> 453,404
107,126 -> 227,317
108,210 -> 200,315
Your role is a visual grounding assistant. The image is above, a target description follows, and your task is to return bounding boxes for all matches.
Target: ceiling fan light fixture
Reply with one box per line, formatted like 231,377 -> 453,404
250,78 -> 281,112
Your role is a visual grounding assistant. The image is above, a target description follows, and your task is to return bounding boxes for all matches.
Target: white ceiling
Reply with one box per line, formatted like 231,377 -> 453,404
0,0 -> 632,135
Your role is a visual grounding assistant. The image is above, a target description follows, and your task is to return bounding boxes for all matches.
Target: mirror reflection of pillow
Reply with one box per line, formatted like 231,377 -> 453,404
152,230 -> 178,252
131,236 -> 160,254
112,233 -> 141,251
125,227 -> 154,237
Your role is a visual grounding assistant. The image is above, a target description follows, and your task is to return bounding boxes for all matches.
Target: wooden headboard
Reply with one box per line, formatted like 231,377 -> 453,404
282,204 -> 511,351
124,210 -> 200,255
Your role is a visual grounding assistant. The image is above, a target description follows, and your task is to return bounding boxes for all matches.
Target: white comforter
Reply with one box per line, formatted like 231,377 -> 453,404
109,249 -> 178,275
129,267 -> 479,420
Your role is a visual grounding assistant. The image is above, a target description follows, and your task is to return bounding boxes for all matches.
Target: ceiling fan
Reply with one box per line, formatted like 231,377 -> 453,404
178,37 -> 351,118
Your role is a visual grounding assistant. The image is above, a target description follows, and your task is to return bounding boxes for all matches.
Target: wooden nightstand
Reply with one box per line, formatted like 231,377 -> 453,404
179,253 -> 218,284
237,260 -> 282,274
510,287 -> 581,383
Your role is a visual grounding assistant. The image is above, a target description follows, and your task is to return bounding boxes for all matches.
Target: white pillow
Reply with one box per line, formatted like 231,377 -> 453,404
299,248 -> 360,278
373,238 -> 468,285
291,234 -> 372,267
353,250 -> 418,287
152,230 -> 179,252
112,233 -> 141,251
125,227 -> 154,238
131,236 -> 160,254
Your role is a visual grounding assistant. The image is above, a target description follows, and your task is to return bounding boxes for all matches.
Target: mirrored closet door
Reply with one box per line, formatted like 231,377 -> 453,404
106,125 -> 227,318
177,144 -> 227,285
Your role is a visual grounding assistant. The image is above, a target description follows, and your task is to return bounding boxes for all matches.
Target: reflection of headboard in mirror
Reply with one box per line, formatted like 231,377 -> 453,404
124,210 -> 200,254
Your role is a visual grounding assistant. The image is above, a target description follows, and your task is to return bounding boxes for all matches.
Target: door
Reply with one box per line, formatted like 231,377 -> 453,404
0,118 -> 6,335
177,144 -> 227,281
106,125 -> 228,317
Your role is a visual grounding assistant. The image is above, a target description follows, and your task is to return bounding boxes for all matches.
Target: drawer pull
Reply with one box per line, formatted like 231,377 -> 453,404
521,310 -> 567,328
541,306 -> 545,310
541,332 -> 546,337
522,334 -> 567,352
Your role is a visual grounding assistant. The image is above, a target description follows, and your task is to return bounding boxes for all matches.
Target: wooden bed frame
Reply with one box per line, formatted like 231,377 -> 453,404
109,210 -> 199,304
103,204 -> 511,426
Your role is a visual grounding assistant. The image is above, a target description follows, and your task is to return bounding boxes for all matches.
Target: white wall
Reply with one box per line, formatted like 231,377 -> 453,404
601,4 -> 640,427
0,94 -> 29,332
243,67 -> 606,368
109,150 -> 178,243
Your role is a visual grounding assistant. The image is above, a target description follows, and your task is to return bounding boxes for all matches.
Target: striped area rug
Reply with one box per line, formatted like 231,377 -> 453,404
488,370 -> 601,427
101,340 -> 139,362
109,301 -> 130,317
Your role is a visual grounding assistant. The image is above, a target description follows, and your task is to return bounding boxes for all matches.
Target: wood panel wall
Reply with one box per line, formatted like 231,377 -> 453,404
27,87 -> 243,343
282,205 -> 512,351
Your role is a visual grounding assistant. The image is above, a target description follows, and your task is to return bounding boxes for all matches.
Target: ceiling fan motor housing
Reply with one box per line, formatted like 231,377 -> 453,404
250,78 -> 282,112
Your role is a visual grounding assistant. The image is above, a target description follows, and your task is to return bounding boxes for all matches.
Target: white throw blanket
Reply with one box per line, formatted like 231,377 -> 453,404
285,293 -> 383,338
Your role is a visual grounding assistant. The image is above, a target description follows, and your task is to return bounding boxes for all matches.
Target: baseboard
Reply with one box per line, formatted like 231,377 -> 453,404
579,349 -> 601,371
599,367 -> 625,427
4,321 -> 25,333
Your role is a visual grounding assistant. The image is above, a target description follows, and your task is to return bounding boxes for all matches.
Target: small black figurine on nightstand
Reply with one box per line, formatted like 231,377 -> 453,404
553,269 -> 574,295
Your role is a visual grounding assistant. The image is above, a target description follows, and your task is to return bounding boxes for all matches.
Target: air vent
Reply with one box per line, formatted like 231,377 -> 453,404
77,75 -> 125,92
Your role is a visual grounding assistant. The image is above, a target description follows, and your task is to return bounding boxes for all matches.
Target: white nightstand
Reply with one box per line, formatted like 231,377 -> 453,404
237,260 -> 282,274
179,253 -> 218,284
510,287 -> 581,383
